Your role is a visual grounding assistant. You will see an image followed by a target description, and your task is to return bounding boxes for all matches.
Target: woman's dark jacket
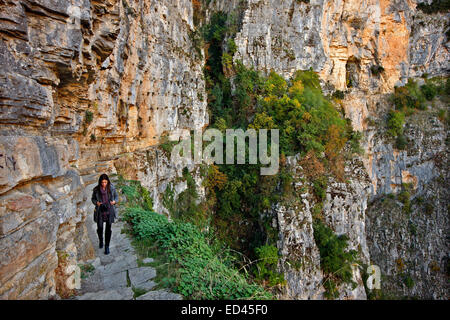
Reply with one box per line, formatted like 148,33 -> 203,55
91,183 -> 119,224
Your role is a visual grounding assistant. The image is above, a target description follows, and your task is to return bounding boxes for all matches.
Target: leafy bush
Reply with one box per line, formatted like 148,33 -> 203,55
392,79 -> 426,111
397,184 -> 413,214
421,82 -> 438,101
312,176 -> 328,202
85,110 -> 94,124
403,274 -> 414,289
349,130 -> 364,155
332,90 -> 345,100
370,65 -> 384,76
253,245 -> 286,286
313,219 -> 358,299
159,135 -> 178,155
122,206 -> 272,299
395,134 -> 408,150
119,179 -> 153,211
227,38 -> 237,55
438,109 -> 446,122
257,69 -> 348,157
173,167 -> 204,224
387,110 -> 405,137
117,175 -> 272,300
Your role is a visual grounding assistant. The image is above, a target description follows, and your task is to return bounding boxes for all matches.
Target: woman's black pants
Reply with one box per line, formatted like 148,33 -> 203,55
97,220 -> 112,247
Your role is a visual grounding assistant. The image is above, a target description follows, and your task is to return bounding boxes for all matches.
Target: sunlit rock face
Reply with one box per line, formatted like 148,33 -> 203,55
218,0 -> 448,299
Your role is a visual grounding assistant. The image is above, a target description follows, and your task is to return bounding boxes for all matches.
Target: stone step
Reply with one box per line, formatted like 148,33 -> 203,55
76,287 -> 134,300
134,280 -> 157,292
99,255 -> 138,274
128,267 -> 156,287
136,289 -> 183,300
102,270 -> 128,290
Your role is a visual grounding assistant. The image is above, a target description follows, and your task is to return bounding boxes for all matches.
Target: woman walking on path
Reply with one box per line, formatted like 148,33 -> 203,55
91,173 -> 119,255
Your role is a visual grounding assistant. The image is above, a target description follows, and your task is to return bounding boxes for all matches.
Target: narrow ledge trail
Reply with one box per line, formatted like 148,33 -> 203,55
72,177 -> 182,300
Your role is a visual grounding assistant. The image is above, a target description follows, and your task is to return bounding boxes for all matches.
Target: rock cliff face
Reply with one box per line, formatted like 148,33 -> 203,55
215,0 -> 448,299
274,154 -> 372,299
0,0 -> 448,299
232,0 -> 449,131
364,103 -> 448,299
0,0 -> 207,299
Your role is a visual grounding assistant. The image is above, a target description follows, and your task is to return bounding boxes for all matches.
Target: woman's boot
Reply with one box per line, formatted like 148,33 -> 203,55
104,223 -> 111,255
97,228 -> 103,249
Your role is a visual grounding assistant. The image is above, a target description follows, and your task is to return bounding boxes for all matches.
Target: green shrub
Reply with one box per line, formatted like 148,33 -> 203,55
403,274 -> 414,289
159,135 -> 178,155
227,38 -> 237,55
332,90 -> 345,100
392,79 -> 426,111
292,68 -> 321,90
438,109 -> 447,122
254,244 -> 286,286
264,71 -> 288,97
421,82 -> 438,101
395,134 -> 408,150
85,110 -> 94,124
217,179 -> 242,218
408,222 -> 417,236
140,185 -> 154,212
349,131 -> 364,155
122,206 -> 272,299
173,167 -> 204,224
222,52 -> 233,71
387,110 -> 405,137
79,263 -> 95,279
120,179 -> 153,211
370,65 -> 384,76
312,202 -> 324,220
313,219 -> 358,299
312,176 -> 328,201
398,189 -> 411,214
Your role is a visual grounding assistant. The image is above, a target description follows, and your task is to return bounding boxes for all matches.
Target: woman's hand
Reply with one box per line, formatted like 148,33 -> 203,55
96,201 -> 101,206
110,200 -> 116,205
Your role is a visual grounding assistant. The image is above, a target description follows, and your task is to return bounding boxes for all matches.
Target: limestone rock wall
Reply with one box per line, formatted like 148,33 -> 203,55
232,0 -> 448,91
217,0 -> 449,299
363,100 -> 448,298
274,153 -> 372,300
229,0 -> 449,131
0,0 -> 207,299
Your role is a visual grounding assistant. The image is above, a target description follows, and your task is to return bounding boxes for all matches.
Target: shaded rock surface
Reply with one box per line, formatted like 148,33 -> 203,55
0,0 -> 206,299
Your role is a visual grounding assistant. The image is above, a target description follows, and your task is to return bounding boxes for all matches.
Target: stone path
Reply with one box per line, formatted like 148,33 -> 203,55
73,186 -> 182,300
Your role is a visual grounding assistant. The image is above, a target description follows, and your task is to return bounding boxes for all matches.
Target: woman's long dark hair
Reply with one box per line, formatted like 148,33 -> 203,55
97,173 -> 111,195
